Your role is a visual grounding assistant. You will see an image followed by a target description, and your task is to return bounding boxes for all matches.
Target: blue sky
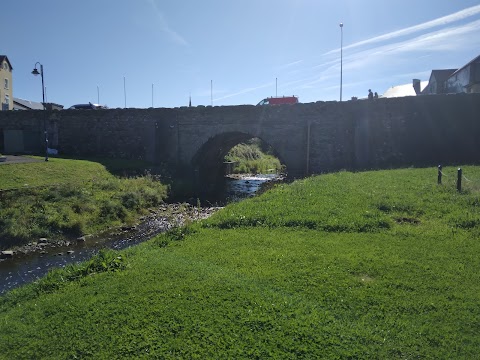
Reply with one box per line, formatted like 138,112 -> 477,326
4,0 -> 480,108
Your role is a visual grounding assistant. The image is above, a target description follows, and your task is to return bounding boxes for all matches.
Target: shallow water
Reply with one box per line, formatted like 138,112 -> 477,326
0,175 -> 280,294
0,209 -> 190,294
220,173 -> 280,203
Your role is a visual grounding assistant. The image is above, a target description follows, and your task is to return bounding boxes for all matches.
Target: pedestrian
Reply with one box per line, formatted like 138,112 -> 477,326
368,89 -> 373,100
374,92 -> 379,99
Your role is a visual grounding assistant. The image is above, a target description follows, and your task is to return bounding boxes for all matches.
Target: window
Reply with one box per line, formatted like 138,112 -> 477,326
4,79 -> 8,89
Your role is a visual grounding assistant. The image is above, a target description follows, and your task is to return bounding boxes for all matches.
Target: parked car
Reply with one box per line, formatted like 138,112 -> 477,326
68,102 -> 108,110
256,96 -> 299,106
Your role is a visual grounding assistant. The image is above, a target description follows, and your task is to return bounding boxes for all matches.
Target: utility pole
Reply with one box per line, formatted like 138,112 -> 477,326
340,22 -> 344,102
123,76 -> 127,108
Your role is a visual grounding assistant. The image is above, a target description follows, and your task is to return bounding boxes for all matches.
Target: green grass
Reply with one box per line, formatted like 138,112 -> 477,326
225,140 -> 283,174
0,157 -> 168,249
1,166 -> 479,358
0,156 -> 156,190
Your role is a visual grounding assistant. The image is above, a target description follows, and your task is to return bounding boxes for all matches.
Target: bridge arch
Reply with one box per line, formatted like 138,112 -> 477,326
2,94 -> 480,184
191,131 -> 286,192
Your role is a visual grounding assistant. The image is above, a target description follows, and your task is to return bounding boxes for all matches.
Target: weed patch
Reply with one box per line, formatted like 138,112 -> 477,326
0,160 -> 168,249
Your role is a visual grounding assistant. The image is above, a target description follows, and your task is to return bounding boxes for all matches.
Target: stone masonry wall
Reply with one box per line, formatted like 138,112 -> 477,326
1,94 -> 479,178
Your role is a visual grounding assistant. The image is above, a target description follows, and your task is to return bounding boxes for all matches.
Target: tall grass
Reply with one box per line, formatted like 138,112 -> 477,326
0,166 -> 479,358
225,140 -> 282,174
0,158 -> 168,249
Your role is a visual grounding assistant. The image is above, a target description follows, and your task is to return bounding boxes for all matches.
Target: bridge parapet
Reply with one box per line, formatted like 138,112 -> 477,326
1,94 -> 479,183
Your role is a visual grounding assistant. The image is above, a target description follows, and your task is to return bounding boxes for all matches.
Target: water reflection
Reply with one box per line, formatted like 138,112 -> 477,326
223,174 -> 280,203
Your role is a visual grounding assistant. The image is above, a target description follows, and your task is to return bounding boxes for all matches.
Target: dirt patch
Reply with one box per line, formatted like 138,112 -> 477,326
0,155 -> 43,165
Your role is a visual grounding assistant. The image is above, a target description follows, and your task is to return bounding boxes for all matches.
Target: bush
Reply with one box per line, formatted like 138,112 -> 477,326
225,140 -> 282,174
0,173 -> 168,249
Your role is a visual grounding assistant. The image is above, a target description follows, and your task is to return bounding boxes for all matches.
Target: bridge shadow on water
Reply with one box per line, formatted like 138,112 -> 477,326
199,173 -> 285,206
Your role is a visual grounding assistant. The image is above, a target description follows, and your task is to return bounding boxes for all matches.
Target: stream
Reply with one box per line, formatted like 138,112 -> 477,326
0,174 -> 281,294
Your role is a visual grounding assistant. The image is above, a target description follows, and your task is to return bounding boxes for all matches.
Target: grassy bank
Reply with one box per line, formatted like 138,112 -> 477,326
225,139 -> 283,174
1,166 -> 479,358
0,157 -> 168,249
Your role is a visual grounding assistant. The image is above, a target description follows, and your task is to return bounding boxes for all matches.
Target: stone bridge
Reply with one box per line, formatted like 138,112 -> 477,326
1,94 -> 479,186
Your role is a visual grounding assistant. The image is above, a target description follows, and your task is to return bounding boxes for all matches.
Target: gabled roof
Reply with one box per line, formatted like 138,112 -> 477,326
13,97 -> 44,110
430,69 -> 457,83
0,55 -> 13,70
382,81 -> 428,98
449,54 -> 480,78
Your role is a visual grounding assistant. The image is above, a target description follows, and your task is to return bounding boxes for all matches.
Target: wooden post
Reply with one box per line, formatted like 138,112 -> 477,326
438,165 -> 442,184
457,168 -> 462,192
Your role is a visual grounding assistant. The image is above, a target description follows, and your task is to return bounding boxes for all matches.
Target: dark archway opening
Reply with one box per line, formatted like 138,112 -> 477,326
191,131 -> 285,203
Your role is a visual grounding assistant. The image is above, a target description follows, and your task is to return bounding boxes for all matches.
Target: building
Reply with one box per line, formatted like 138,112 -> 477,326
421,54 -> 480,95
382,81 -> 427,98
421,69 -> 457,95
444,54 -> 480,94
13,98 -> 44,110
13,98 -> 64,111
0,55 -> 13,111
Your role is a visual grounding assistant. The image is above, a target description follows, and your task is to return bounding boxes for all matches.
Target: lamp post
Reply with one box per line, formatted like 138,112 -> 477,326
339,22 -> 343,102
124,76 -> 127,108
32,62 -> 48,161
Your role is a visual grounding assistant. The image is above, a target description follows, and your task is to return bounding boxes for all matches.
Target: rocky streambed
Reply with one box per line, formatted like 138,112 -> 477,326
0,203 -> 222,294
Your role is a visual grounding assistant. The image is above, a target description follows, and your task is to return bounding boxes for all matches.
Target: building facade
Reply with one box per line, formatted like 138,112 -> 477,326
421,55 -> 480,95
0,56 -> 13,111
444,55 -> 480,94
421,69 -> 457,95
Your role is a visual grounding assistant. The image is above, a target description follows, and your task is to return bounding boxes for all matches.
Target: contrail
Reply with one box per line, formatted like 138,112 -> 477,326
324,4 -> 480,55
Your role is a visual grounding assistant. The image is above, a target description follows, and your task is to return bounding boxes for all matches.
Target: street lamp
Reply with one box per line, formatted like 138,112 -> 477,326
32,62 -> 48,161
339,22 -> 343,102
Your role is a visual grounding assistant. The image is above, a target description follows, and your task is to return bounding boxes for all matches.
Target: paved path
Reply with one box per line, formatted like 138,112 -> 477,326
0,155 -> 43,165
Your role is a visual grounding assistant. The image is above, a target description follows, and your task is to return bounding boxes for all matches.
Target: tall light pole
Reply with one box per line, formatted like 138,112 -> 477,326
339,22 -> 344,102
123,76 -> 127,108
31,62 -> 48,161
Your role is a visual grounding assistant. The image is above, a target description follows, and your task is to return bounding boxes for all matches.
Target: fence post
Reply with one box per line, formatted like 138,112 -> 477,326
457,168 -> 462,192
438,165 -> 442,184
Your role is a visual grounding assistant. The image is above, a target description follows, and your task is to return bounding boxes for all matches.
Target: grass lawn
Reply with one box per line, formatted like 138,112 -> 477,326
0,156 -> 154,190
0,166 -> 479,358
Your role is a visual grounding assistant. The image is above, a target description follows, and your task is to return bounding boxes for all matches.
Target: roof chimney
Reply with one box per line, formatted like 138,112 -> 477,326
412,79 -> 421,95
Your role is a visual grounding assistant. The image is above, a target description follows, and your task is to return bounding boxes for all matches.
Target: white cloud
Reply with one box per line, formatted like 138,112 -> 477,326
275,60 -> 304,70
325,4 -> 480,55
217,5 -> 480,103
214,82 -> 274,102
146,0 -> 188,46
341,19 -> 480,72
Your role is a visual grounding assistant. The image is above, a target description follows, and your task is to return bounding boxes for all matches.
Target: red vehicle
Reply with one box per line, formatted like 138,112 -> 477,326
256,96 -> 299,106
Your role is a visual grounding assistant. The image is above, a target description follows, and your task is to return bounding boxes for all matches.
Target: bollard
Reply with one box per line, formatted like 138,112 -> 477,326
457,168 -> 462,192
438,165 -> 442,184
